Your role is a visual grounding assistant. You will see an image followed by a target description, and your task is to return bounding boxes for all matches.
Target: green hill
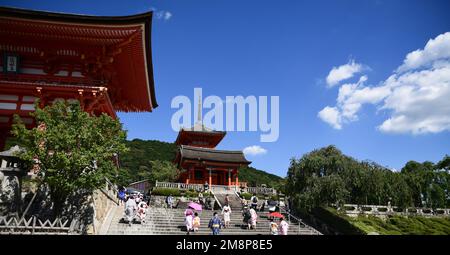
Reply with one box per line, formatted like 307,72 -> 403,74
120,139 -> 284,188
315,207 -> 450,235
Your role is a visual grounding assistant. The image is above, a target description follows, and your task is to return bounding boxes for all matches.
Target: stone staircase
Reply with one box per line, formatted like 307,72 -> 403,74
214,193 -> 242,210
106,204 -> 320,235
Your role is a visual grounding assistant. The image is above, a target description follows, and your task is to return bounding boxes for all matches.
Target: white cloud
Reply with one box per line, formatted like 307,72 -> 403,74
243,145 -> 267,156
155,10 -> 172,20
378,65 -> 450,134
318,106 -> 342,129
318,32 -> 450,135
397,32 -> 450,72
326,59 -> 364,87
164,11 -> 172,20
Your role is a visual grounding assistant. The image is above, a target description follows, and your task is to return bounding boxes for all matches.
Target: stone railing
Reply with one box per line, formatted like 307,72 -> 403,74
155,181 -> 203,191
155,181 -> 277,195
246,186 -> 276,195
340,204 -> 450,218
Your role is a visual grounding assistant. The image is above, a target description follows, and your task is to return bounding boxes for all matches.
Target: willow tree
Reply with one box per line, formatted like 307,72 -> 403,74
11,100 -> 128,217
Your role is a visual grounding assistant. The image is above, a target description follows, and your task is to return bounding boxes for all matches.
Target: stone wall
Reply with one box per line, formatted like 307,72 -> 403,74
89,180 -> 119,234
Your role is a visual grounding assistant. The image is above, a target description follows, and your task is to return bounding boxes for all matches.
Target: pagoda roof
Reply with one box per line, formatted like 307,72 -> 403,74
181,123 -> 226,133
0,7 -> 158,112
178,145 -> 251,165
174,123 -> 226,147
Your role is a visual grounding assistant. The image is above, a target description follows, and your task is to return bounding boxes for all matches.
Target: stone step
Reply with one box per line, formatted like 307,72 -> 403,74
106,203 -> 321,235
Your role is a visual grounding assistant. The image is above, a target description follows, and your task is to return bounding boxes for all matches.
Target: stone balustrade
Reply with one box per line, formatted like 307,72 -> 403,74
341,204 -> 450,218
247,186 -> 276,195
155,181 -> 203,191
155,181 -> 276,195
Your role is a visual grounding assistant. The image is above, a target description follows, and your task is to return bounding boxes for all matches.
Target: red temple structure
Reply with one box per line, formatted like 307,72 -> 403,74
0,7 -> 158,149
174,100 -> 251,186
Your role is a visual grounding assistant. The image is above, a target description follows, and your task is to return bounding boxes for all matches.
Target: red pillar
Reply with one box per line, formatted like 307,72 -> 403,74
208,168 -> 212,186
228,169 -> 231,187
235,169 -> 239,187
186,166 -> 192,184
0,131 -> 7,151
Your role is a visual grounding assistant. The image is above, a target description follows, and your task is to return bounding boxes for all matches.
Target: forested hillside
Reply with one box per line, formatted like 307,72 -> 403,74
119,139 -> 284,187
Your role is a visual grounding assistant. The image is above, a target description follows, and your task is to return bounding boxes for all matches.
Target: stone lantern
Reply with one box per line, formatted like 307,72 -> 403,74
0,146 -> 28,216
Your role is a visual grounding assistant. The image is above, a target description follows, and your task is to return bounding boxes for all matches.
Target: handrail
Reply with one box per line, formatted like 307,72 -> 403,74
279,207 -> 321,235
211,190 -> 222,209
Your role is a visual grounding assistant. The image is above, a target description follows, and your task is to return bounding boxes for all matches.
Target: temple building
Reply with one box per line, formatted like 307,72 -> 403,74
0,7 -> 158,149
174,99 -> 251,186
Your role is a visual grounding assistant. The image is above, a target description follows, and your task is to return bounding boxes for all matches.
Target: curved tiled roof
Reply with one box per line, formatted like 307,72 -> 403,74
179,145 -> 251,164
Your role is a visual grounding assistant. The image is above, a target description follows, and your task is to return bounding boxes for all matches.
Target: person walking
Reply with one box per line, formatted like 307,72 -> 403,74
137,200 -> 148,223
124,195 -> 137,226
222,204 -> 232,228
208,212 -> 223,235
250,194 -> 258,210
224,194 -> 230,206
166,194 -> 174,209
118,188 -> 126,205
242,208 -> 251,229
279,217 -> 289,235
270,219 -> 278,235
249,207 -> 258,230
193,212 -> 201,233
184,209 -> 194,234
198,192 -> 204,205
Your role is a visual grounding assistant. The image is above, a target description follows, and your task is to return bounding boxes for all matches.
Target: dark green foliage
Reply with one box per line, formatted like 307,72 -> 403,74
11,100 -> 127,216
151,188 -> 181,197
119,139 -> 284,187
311,207 -> 365,235
286,145 -> 450,213
238,166 -> 284,189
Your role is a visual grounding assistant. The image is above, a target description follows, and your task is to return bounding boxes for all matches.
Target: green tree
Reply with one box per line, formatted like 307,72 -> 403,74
137,160 -> 179,184
11,100 -> 128,217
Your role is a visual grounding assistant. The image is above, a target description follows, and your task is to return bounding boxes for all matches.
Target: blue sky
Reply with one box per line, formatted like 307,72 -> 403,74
2,0 -> 450,176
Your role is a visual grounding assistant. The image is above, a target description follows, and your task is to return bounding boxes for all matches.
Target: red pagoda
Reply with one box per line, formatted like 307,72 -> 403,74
0,7 -> 158,149
174,99 -> 251,187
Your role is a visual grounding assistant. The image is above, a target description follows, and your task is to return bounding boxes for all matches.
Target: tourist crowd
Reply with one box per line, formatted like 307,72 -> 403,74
118,185 -> 289,235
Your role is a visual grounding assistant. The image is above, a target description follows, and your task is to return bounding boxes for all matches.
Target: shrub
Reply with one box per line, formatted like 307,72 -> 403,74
240,192 -> 252,200
151,188 -> 181,197
185,190 -> 199,198
362,207 -> 373,212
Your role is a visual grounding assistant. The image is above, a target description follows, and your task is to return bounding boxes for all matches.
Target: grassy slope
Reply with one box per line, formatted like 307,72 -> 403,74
121,139 -> 284,187
323,207 -> 450,235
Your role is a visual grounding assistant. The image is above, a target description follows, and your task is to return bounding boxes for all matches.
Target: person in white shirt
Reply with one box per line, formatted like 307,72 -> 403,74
222,204 -> 232,228
249,207 -> 258,230
279,217 -> 289,235
124,196 -> 137,226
